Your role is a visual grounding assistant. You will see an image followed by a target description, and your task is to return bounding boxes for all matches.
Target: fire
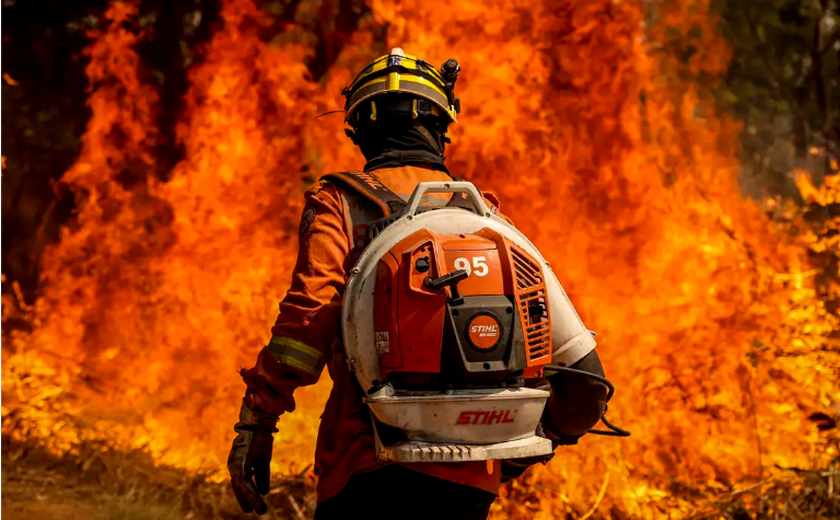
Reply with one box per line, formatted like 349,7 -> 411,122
2,0 -> 837,518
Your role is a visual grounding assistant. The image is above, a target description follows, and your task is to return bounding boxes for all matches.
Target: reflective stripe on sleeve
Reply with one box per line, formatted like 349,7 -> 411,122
267,336 -> 326,376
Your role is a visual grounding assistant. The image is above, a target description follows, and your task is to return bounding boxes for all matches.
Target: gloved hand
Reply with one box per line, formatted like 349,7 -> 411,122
542,351 -> 609,444
227,400 -> 279,515
501,453 -> 554,482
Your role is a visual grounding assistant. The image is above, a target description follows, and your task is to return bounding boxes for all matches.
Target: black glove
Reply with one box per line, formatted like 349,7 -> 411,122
501,453 -> 555,482
500,421 -> 556,482
542,350 -> 609,444
228,400 -> 279,515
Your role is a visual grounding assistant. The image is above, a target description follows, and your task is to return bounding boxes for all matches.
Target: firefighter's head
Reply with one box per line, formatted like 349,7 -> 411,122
342,48 -> 461,161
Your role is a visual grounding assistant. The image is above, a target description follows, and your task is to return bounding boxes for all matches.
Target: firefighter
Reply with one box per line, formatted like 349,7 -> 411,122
227,49 -> 611,519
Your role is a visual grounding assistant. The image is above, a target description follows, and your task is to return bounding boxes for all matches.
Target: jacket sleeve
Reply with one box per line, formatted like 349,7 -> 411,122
240,181 -> 349,416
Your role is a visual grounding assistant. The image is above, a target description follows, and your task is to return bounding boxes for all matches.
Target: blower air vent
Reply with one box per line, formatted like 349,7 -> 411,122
510,247 -> 551,365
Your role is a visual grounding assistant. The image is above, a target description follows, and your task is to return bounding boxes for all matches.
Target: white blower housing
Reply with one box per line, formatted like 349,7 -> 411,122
341,182 -> 596,462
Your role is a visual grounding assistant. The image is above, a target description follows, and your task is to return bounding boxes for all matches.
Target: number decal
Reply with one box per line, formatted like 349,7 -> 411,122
454,257 -> 471,276
454,256 -> 489,277
472,256 -> 488,276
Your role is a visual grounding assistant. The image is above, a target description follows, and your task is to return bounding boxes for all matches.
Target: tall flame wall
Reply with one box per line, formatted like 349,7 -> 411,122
2,0 -> 837,518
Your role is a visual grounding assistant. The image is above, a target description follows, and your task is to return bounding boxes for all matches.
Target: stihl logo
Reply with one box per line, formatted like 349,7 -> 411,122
455,410 -> 516,425
466,314 -> 502,351
470,324 -> 498,335
356,172 -> 384,190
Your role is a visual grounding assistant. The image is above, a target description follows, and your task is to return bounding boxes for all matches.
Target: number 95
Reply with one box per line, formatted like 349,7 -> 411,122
454,256 -> 489,277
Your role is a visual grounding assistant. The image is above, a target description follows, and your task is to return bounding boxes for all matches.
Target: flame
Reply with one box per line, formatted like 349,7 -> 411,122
2,0 -> 838,517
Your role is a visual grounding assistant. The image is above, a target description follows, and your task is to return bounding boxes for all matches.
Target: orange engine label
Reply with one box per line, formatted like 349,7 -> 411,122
456,410 -> 517,425
467,314 -> 502,351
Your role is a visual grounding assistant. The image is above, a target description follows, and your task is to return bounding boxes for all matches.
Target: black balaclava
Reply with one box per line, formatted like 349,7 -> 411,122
346,98 -> 451,174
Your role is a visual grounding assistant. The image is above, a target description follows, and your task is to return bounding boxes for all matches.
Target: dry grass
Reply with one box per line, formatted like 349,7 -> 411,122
2,433 -> 838,519
681,465 -> 840,520
94,498 -> 182,520
1,434 -> 317,520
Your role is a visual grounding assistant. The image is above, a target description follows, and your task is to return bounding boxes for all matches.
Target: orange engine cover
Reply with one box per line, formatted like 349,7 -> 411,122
373,227 -> 551,383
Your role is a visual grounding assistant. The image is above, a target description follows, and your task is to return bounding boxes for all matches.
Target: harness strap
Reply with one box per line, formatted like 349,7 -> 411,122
321,170 -> 484,242
321,171 -> 407,217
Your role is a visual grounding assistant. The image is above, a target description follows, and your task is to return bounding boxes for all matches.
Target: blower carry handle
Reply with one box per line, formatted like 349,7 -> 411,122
402,182 -> 491,218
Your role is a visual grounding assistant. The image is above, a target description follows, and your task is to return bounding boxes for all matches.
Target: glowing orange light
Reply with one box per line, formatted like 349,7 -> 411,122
2,0 -> 837,518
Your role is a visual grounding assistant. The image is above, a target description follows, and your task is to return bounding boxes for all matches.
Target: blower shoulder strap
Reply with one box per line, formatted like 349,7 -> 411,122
321,171 -> 406,217
321,170 -> 476,214
322,170 -> 479,243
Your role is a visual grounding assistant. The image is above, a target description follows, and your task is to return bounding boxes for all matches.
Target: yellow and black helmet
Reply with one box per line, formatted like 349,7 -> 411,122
343,48 -> 461,127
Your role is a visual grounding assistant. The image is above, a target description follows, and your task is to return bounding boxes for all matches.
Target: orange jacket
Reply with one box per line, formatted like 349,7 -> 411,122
240,166 -> 511,502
